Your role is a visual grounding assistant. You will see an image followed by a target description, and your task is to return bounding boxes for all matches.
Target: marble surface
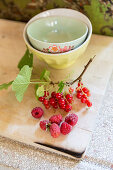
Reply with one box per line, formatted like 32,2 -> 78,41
0,70 -> 112,170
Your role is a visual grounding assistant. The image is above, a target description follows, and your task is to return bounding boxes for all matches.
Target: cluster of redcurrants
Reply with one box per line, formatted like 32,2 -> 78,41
76,82 -> 92,107
38,91 -> 73,112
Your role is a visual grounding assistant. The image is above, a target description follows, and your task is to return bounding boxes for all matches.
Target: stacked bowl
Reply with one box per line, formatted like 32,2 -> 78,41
23,8 -> 92,69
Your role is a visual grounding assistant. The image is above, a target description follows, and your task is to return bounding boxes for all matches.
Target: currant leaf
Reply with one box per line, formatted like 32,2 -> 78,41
40,69 -> 51,82
0,81 -> 13,90
58,81 -> 65,93
18,49 -> 33,70
12,65 -> 32,102
36,85 -> 44,97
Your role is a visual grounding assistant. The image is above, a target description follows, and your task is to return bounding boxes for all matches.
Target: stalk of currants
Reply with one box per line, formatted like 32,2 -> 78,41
0,48 -> 95,110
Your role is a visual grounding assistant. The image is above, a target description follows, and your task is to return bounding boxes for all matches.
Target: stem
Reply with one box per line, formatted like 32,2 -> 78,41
30,82 -> 49,85
31,79 -> 41,81
29,56 -> 95,87
67,55 -> 96,85
50,56 -> 96,86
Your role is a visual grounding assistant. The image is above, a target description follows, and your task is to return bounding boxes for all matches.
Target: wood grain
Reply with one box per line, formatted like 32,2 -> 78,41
0,19 -> 113,158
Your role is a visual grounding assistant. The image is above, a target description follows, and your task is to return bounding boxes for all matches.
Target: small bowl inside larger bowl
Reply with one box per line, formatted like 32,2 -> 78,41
27,16 -> 88,53
23,8 -> 92,69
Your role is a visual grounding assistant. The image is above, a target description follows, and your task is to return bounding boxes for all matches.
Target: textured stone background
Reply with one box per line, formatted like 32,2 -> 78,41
0,0 -> 113,36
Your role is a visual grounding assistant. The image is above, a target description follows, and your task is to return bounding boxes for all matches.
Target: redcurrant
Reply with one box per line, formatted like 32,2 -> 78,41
82,87 -> 89,94
76,92 -> 82,99
38,96 -> 45,102
56,93 -> 62,100
49,97 -> 56,106
81,97 -> 86,103
51,91 -> 56,98
65,104 -> 72,112
65,94 -> 73,103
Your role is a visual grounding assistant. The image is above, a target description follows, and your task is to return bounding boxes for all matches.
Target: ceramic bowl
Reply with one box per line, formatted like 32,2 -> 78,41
23,8 -> 92,69
27,16 -> 88,53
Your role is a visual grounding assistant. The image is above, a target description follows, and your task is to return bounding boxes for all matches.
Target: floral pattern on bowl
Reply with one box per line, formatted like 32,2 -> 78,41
42,45 -> 75,53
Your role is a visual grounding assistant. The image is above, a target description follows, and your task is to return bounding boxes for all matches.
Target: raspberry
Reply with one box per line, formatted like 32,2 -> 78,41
49,114 -> 62,125
60,122 -> 72,135
65,113 -> 78,126
40,120 -> 49,131
31,107 -> 44,118
65,104 -> 72,112
50,123 -> 60,138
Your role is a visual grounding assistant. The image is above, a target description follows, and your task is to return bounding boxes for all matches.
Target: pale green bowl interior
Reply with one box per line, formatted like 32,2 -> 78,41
27,16 -> 88,43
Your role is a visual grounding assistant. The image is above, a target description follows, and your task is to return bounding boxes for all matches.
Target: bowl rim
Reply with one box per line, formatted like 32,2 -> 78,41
26,16 -> 88,45
23,8 -> 92,56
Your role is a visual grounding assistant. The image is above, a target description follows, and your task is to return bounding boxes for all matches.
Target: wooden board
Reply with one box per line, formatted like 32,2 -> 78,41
0,19 -> 113,159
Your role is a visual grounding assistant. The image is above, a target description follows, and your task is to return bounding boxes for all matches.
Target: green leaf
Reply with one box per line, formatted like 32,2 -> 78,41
35,84 -> 39,100
58,81 -> 65,93
40,69 -> 51,82
36,85 -> 44,97
18,49 -> 33,70
0,81 -> 13,90
12,65 -> 32,102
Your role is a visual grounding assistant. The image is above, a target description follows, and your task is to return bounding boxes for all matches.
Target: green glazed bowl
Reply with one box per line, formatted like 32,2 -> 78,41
27,16 -> 88,53
23,8 -> 92,69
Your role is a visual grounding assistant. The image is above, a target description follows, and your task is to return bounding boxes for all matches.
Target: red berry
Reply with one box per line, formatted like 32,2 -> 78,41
51,91 -> 56,98
56,93 -> 62,100
49,114 -> 62,125
49,97 -> 55,106
44,91 -> 49,97
76,87 -> 82,93
45,104 -> 50,109
38,96 -> 45,102
50,123 -> 60,138
76,92 -> 82,99
81,97 -> 86,103
65,113 -> 78,126
59,104 -> 66,110
60,122 -> 72,135
40,120 -> 49,131
65,104 -> 72,112
82,94 -> 87,98
31,107 -> 44,118
82,87 -> 89,94
43,99 -> 49,105
87,91 -> 91,97
69,87 -> 74,94
78,82 -> 83,87
58,98 -> 65,105
87,100 -> 92,107
53,102 -> 58,109
65,94 -> 73,103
